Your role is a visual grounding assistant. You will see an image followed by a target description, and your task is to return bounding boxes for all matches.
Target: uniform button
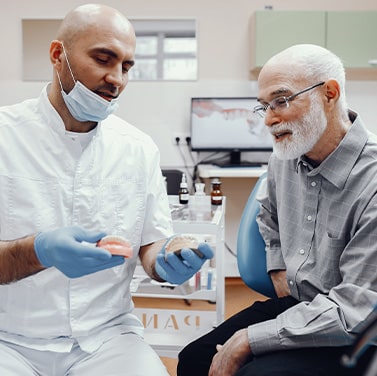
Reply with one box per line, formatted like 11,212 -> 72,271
311,181 -> 317,187
307,215 -> 312,221
289,280 -> 294,286
299,249 -> 305,255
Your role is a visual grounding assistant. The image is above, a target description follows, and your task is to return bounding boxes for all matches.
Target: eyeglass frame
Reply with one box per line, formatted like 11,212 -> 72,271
253,81 -> 325,118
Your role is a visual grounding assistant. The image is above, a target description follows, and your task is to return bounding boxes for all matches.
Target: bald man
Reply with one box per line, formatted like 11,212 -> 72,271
177,44 -> 377,375
0,4 -> 213,375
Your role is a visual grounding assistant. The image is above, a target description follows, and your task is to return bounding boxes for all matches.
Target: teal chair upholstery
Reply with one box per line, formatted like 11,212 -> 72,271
237,172 -> 277,298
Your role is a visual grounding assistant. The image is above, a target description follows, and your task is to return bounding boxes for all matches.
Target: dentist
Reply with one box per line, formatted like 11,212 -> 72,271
0,3 -> 212,375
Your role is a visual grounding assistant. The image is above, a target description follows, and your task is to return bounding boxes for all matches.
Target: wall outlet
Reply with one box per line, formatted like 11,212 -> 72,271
172,133 -> 191,145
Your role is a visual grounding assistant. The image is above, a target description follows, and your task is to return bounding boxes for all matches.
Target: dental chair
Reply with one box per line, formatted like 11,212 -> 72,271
237,172 -> 277,299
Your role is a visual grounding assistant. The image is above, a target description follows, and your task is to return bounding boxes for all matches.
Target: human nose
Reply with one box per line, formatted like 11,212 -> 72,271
263,108 -> 280,128
105,65 -> 125,88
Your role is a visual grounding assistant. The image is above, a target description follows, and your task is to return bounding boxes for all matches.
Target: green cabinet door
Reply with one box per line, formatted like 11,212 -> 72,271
326,11 -> 377,68
251,11 -> 326,68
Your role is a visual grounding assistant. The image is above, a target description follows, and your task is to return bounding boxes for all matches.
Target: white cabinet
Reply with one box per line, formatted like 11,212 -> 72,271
198,164 -> 267,277
132,195 -> 225,357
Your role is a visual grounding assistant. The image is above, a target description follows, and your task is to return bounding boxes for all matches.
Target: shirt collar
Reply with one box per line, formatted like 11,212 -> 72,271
296,110 -> 369,189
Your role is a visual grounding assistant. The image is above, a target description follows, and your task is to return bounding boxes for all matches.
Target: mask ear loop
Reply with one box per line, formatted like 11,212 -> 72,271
56,70 -> 65,92
59,42 -> 77,84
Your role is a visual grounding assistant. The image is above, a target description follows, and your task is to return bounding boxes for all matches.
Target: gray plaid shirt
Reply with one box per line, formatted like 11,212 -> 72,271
250,111 -> 377,355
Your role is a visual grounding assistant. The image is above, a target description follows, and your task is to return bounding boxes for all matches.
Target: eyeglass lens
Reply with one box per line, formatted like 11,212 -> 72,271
253,81 -> 325,117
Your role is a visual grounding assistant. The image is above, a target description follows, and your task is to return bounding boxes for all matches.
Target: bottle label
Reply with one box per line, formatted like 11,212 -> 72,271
211,196 -> 222,205
179,193 -> 190,203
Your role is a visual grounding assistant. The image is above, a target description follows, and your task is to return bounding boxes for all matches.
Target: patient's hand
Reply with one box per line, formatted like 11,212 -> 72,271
270,270 -> 290,297
209,329 -> 252,376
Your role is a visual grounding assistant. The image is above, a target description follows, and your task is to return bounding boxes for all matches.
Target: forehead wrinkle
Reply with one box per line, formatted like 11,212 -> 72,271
271,87 -> 290,96
257,87 -> 290,103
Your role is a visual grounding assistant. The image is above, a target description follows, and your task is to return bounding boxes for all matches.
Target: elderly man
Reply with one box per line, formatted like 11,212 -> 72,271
177,44 -> 377,376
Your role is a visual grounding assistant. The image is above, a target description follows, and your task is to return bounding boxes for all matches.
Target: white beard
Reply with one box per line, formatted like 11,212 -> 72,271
271,97 -> 327,160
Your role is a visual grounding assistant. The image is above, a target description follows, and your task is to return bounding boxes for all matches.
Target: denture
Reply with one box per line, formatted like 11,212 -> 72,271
97,235 -> 133,258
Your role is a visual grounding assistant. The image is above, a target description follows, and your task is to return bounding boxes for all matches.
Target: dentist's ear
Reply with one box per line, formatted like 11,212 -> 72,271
49,40 -> 64,67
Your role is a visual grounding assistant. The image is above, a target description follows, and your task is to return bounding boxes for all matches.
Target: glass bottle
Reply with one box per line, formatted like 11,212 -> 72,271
211,178 -> 223,205
178,173 -> 189,204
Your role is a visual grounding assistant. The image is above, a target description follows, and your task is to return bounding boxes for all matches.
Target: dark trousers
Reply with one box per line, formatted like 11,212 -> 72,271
177,296 -> 376,376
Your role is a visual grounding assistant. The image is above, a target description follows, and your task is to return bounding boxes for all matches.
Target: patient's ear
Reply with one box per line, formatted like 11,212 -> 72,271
324,79 -> 340,104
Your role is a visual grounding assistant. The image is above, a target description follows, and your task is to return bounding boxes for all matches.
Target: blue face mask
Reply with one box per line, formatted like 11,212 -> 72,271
57,43 -> 119,122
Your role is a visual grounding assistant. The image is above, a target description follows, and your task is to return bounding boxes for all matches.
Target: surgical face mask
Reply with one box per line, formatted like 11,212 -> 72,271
57,43 -> 119,122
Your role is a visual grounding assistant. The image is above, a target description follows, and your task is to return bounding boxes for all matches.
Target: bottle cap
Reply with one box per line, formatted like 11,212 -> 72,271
211,178 -> 221,185
180,173 -> 188,188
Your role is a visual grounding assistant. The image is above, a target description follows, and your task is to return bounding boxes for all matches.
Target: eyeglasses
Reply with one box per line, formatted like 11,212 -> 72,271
253,81 -> 325,118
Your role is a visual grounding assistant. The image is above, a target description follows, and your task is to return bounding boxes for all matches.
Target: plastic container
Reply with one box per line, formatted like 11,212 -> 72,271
189,183 -> 211,217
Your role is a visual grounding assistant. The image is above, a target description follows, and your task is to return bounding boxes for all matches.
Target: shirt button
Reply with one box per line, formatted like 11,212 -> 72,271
299,249 -> 305,255
311,181 -> 317,187
307,215 -> 312,221
289,280 -> 294,286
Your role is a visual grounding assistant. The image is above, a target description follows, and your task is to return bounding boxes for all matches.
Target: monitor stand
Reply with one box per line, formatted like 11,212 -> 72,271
214,151 -> 263,168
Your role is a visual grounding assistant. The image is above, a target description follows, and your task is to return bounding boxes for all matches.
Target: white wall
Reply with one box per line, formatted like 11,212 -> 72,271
1,0 -> 377,167
1,0 -> 377,275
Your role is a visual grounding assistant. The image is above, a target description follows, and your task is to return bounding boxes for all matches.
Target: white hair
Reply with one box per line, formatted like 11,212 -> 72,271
266,44 -> 348,116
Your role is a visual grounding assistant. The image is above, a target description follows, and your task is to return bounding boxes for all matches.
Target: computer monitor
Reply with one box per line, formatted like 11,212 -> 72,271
190,97 -> 273,166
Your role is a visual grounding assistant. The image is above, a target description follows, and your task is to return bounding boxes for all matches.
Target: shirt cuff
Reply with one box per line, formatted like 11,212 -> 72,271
266,247 -> 286,271
248,319 -> 281,355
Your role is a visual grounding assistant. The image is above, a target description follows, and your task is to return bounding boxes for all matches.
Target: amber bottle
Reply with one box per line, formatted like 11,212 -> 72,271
210,178 -> 223,205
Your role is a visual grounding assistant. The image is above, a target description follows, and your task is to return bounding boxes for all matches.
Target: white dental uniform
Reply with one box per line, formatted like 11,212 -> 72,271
0,85 -> 173,375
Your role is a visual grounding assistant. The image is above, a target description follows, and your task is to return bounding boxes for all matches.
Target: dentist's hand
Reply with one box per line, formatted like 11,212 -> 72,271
155,238 -> 214,285
34,226 -> 125,278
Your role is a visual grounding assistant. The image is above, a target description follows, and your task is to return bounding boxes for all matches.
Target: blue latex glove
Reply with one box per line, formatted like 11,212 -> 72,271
155,239 -> 214,285
34,226 -> 125,278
